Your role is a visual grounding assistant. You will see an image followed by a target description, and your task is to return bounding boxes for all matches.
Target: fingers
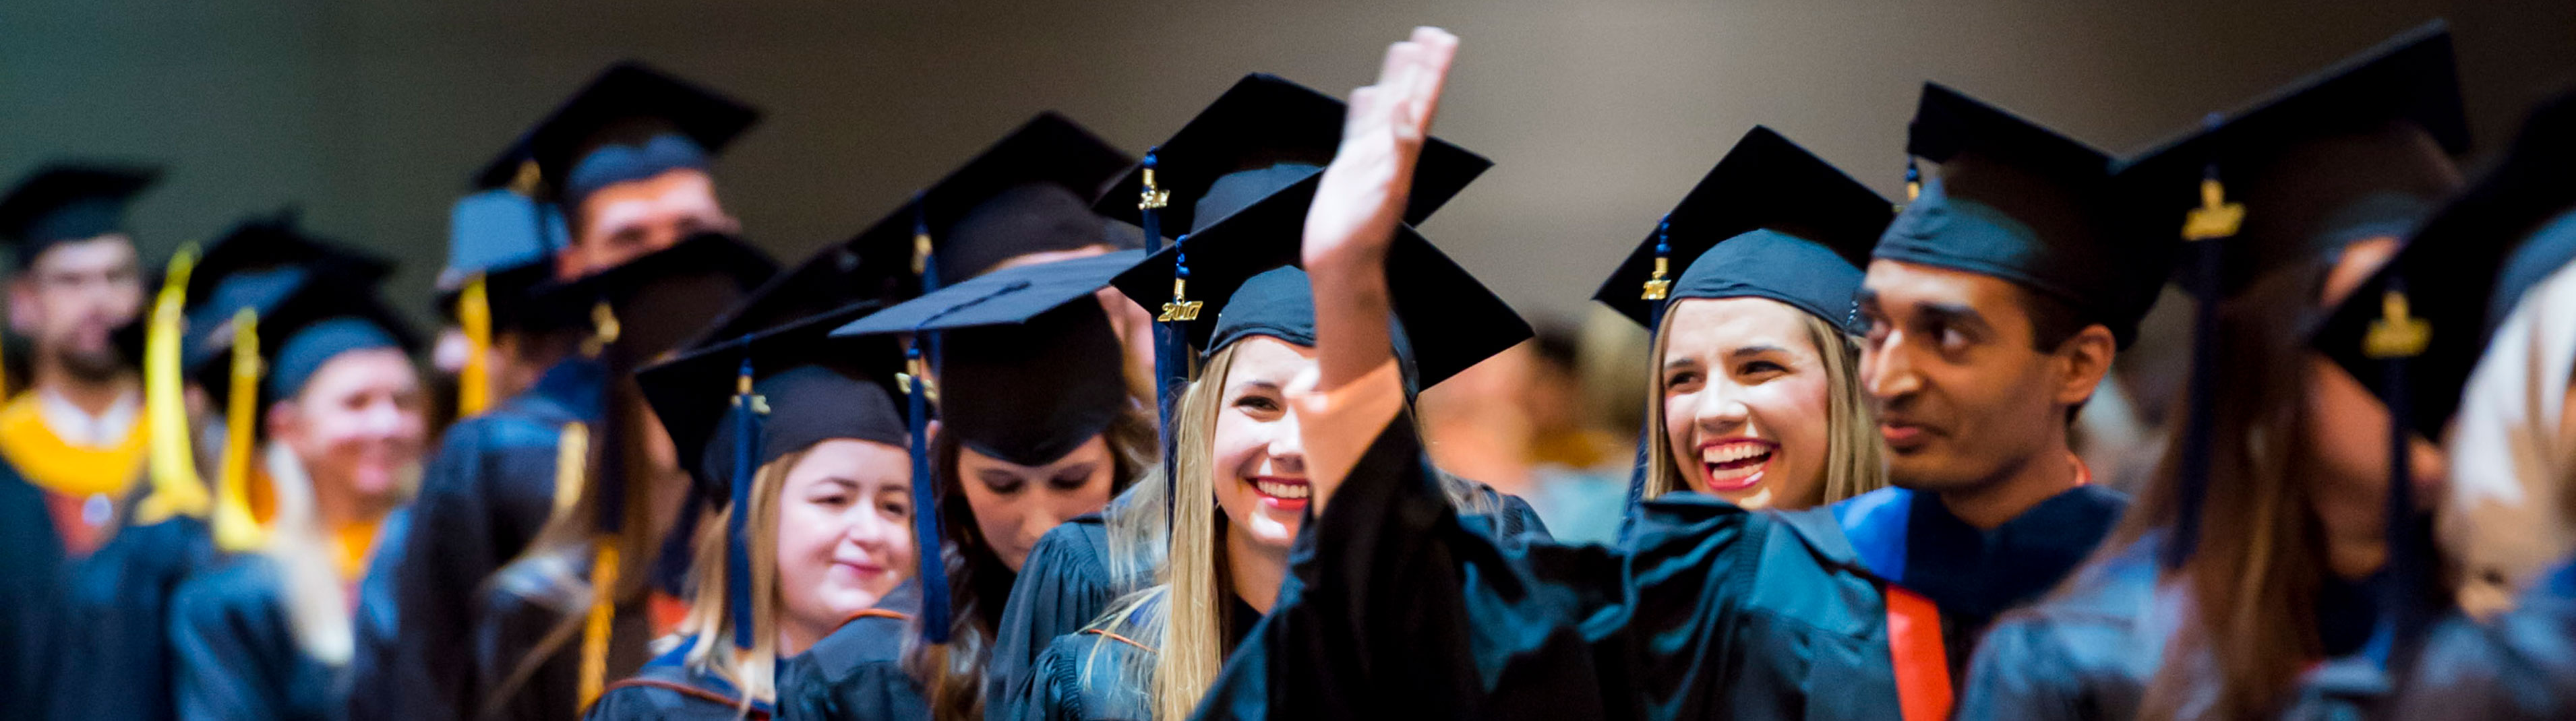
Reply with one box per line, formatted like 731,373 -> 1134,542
1405,28 -> 1458,133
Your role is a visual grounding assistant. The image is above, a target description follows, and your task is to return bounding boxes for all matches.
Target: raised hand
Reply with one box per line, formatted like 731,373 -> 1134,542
1304,27 -> 1458,397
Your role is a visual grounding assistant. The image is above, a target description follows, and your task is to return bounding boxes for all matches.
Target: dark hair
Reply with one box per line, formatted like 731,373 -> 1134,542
2008,283 -> 2101,423
905,404 -> 1156,721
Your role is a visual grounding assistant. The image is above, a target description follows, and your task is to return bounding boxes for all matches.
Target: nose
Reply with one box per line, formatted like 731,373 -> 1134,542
1862,332 -> 1921,402
1269,404 -> 1307,473
1692,381 -> 1751,436
842,505 -> 895,555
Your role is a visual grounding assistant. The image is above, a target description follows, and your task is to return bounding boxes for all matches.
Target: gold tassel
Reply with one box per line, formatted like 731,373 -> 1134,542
577,538 -> 621,711
133,245 -> 210,525
212,308 -> 266,552
456,274 -> 493,417
551,422 -> 589,515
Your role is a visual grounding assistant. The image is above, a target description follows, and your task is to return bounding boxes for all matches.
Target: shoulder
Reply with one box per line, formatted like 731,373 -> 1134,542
1031,631 -> 1154,719
170,555 -> 286,631
801,611 -> 912,685
589,665 -> 753,721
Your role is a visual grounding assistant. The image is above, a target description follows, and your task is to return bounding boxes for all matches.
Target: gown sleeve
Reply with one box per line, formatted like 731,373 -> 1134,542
1195,359 -> 1896,720
51,513 -> 217,721
354,414 -> 566,721
775,611 -> 927,721
167,557 -> 305,721
0,468 -> 65,717
2387,584 -> 2576,720
986,514 -> 1116,716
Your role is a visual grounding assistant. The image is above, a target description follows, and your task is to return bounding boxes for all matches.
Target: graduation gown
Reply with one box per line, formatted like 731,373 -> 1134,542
775,582 -> 926,721
2380,558 -> 2576,720
1831,480 -> 2129,669
0,468 -> 67,714
49,512 -> 219,721
1954,536 -> 2171,721
166,555 -> 342,721
471,554 -> 654,721
345,358 -> 603,721
1017,595 -> 1262,721
987,513 -> 1118,714
585,638 -> 775,720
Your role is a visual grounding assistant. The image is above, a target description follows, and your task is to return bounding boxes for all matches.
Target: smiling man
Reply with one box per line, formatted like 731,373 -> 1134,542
1834,84 -> 2176,662
512,62 -> 760,281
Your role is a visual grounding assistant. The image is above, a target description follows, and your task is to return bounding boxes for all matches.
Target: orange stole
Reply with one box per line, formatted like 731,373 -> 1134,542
0,393 -> 148,555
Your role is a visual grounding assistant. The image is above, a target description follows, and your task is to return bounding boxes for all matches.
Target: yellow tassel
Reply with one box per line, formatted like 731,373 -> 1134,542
133,245 -> 210,525
577,538 -> 621,711
551,422 -> 589,515
457,274 -> 493,417
212,308 -> 266,553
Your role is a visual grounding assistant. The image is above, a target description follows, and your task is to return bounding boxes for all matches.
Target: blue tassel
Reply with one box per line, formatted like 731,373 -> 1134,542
1618,218 -> 1675,543
2163,140 -> 2230,570
2370,276 -> 2427,670
905,338 -> 953,644
727,357 -> 762,650
1158,232 -> 1195,530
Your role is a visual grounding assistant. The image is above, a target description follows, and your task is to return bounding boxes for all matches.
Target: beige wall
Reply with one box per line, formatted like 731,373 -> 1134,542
4,0 -> 2569,327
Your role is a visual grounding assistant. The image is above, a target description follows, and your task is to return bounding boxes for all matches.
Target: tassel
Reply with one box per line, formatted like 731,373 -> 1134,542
457,273 -> 493,417
577,539 -> 621,710
552,422 -> 590,515
904,343 -> 952,644
1619,218 -> 1677,542
135,245 -> 210,525
2364,281 -> 2432,668
2163,129 -> 2243,569
212,307 -> 266,553
726,359 -> 764,650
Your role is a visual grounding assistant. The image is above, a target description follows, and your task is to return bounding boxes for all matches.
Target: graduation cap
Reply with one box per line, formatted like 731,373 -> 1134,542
2120,21 -> 2467,571
1592,126 -> 1891,333
527,231 -> 779,363
832,250 -> 1142,644
493,61 -> 760,208
637,299 -> 907,651
181,261 -> 418,553
187,210 -> 396,305
1108,214 -> 1529,391
0,163 -> 158,267
1092,73 -> 1491,243
1877,83 -> 2163,347
694,113 -> 1132,346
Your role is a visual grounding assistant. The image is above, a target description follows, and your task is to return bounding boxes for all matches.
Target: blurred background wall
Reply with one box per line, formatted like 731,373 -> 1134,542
6,0 -> 2572,534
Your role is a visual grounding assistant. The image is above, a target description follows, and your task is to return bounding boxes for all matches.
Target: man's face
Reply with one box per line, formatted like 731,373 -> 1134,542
559,168 -> 736,279
1855,260 -> 2081,492
9,235 -> 145,381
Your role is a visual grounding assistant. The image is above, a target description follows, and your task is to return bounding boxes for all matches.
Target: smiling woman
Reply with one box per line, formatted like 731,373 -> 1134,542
1646,296 -> 1877,509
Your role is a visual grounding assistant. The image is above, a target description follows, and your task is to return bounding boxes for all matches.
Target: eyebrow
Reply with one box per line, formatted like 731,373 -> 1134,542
1915,301 -> 1991,333
1729,344 -> 1791,360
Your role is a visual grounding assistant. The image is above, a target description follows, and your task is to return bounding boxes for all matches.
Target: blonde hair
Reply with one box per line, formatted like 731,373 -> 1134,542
1085,341 -> 1501,720
1641,307 -> 1884,507
672,448 -> 801,712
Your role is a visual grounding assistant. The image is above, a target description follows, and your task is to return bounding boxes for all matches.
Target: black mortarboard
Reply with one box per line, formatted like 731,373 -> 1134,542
1593,126 -> 1890,332
831,251 -> 1140,468
187,210 -> 396,306
528,232 -> 779,363
1108,213 -> 1529,390
181,265 -> 419,408
2313,87 -> 2576,440
500,62 -> 760,208
0,163 -> 158,267
2117,20 -> 2467,300
1877,83 -> 2163,347
697,113 -> 1131,346
1092,73 -> 1491,241
636,299 -> 906,651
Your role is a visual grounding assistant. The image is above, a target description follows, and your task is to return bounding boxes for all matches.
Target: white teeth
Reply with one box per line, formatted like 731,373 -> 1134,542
1702,443 -> 1772,466
1255,479 -> 1311,499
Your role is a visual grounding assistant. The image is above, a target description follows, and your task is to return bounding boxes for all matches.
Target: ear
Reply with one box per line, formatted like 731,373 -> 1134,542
264,398 -> 301,447
7,280 -> 38,337
2052,324 -> 2118,408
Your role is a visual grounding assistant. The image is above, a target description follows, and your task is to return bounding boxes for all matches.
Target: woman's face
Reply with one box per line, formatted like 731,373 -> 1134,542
2305,238 -> 2447,509
1659,297 -> 1834,509
273,348 -> 427,501
955,434 -> 1118,572
775,439 -> 916,635
1211,336 -> 1317,551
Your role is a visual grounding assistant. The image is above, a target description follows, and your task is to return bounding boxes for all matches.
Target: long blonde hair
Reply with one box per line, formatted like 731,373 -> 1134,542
1640,307 -> 1884,507
1087,341 -> 1500,720
672,448 -> 800,711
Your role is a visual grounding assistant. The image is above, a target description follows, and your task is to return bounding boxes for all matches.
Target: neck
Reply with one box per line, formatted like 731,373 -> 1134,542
1225,530 -> 1290,615
33,357 -> 134,417
777,619 -> 827,658
1934,442 -> 2080,530
306,463 -> 389,531
2312,484 -> 2389,580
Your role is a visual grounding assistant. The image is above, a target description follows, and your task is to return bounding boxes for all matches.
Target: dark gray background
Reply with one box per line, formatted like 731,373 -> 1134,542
6,0 -> 2570,327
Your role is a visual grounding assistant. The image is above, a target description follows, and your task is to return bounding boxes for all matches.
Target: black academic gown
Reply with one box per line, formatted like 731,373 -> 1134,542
775,582 -> 927,721
49,511 -> 220,721
2380,558 -> 2576,720
0,468 -> 67,715
1955,536 -> 2171,721
1831,482 -> 2129,674
345,358 -> 604,721
166,555 -> 342,721
585,637 -> 775,720
1192,410 -> 1904,720
987,513 -> 1120,713
1019,595 -> 1263,721
471,553 -> 655,721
